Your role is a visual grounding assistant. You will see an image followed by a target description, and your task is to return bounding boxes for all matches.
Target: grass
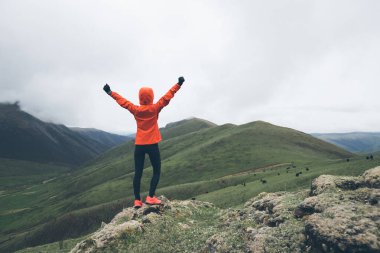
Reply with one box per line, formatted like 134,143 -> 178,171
15,236 -> 87,253
5,158 -> 379,253
1,119 -> 378,252
120,205 -> 220,253
196,157 -> 377,208
0,158 -> 70,190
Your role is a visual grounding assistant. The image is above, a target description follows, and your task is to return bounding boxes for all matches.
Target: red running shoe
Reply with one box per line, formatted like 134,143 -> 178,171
134,199 -> 143,208
145,196 -> 161,205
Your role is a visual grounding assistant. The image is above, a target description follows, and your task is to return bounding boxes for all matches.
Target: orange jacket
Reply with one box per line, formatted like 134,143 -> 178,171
110,84 -> 181,145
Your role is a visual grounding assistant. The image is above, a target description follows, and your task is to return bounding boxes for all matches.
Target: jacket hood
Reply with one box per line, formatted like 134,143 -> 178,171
139,87 -> 154,105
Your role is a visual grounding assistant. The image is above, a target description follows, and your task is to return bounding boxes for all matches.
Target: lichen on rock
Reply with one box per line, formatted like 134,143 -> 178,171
297,166 -> 380,253
363,166 -> 380,188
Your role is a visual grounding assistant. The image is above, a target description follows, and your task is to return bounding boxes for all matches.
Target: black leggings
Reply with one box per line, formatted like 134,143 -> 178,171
133,143 -> 161,200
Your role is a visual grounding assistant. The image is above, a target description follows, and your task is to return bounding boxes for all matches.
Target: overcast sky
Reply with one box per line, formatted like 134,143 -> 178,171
1,0 -> 379,134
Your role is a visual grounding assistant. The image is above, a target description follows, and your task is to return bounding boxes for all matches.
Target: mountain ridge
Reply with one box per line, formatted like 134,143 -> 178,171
0,102 -> 129,166
313,132 -> 380,154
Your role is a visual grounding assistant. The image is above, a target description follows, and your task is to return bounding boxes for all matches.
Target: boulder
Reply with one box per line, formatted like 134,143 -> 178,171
298,168 -> 380,253
310,175 -> 363,196
363,166 -> 380,188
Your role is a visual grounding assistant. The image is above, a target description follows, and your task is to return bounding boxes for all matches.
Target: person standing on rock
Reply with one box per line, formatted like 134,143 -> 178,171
103,77 -> 185,208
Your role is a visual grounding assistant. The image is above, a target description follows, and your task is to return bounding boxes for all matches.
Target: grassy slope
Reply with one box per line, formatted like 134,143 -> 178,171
15,236 -> 86,253
15,158 -> 379,253
2,119 -> 373,252
42,121 -> 353,209
196,158 -> 377,207
0,118 -> 217,251
0,158 -> 70,191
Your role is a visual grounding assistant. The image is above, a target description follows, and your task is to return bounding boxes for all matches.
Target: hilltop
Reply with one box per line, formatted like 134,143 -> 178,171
0,102 -> 128,166
160,117 -> 217,139
21,166 -> 379,253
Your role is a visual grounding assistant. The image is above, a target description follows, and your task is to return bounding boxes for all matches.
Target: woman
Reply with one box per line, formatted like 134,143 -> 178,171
103,76 -> 185,208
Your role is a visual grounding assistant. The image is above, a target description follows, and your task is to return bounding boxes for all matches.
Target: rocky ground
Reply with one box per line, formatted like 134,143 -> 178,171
70,166 -> 380,253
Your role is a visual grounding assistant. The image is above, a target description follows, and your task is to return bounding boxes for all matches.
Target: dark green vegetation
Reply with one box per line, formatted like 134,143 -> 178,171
313,132 -> 380,154
0,102 -> 128,166
15,237 -> 86,253
2,117 -> 379,252
0,158 -> 70,191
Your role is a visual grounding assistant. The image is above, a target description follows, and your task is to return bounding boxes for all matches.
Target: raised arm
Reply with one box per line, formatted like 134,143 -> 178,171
155,77 -> 185,112
103,84 -> 137,114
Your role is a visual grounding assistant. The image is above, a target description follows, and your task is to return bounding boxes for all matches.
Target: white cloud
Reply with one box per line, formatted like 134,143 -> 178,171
0,0 -> 379,133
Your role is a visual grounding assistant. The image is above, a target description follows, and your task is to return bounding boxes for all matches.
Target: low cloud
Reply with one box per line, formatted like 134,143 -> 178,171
0,0 -> 379,133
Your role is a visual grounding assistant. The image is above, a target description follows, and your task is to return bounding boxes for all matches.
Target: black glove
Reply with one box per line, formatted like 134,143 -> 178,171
178,76 -> 185,86
103,84 -> 111,95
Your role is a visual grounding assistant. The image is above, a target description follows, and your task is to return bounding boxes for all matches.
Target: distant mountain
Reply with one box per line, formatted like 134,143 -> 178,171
312,132 -> 380,154
0,102 -> 129,166
70,127 -> 130,150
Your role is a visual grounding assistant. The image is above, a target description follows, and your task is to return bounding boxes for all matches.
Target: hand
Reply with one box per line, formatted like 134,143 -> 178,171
178,76 -> 185,86
103,84 -> 111,95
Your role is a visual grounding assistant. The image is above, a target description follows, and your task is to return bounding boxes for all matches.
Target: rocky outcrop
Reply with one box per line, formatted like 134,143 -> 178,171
69,204 -> 157,253
296,166 -> 380,253
71,166 -> 380,253
363,166 -> 380,188
207,166 -> 379,253
70,197 -> 217,253
207,191 -> 309,253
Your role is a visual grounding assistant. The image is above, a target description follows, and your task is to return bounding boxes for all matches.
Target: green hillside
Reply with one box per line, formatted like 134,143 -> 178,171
0,158 -> 70,191
160,117 -> 217,140
0,117 -> 216,252
2,119 -> 378,252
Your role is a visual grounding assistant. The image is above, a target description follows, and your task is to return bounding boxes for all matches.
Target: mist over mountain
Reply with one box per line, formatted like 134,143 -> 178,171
313,132 -> 380,154
70,127 -> 129,149
0,102 -> 129,166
